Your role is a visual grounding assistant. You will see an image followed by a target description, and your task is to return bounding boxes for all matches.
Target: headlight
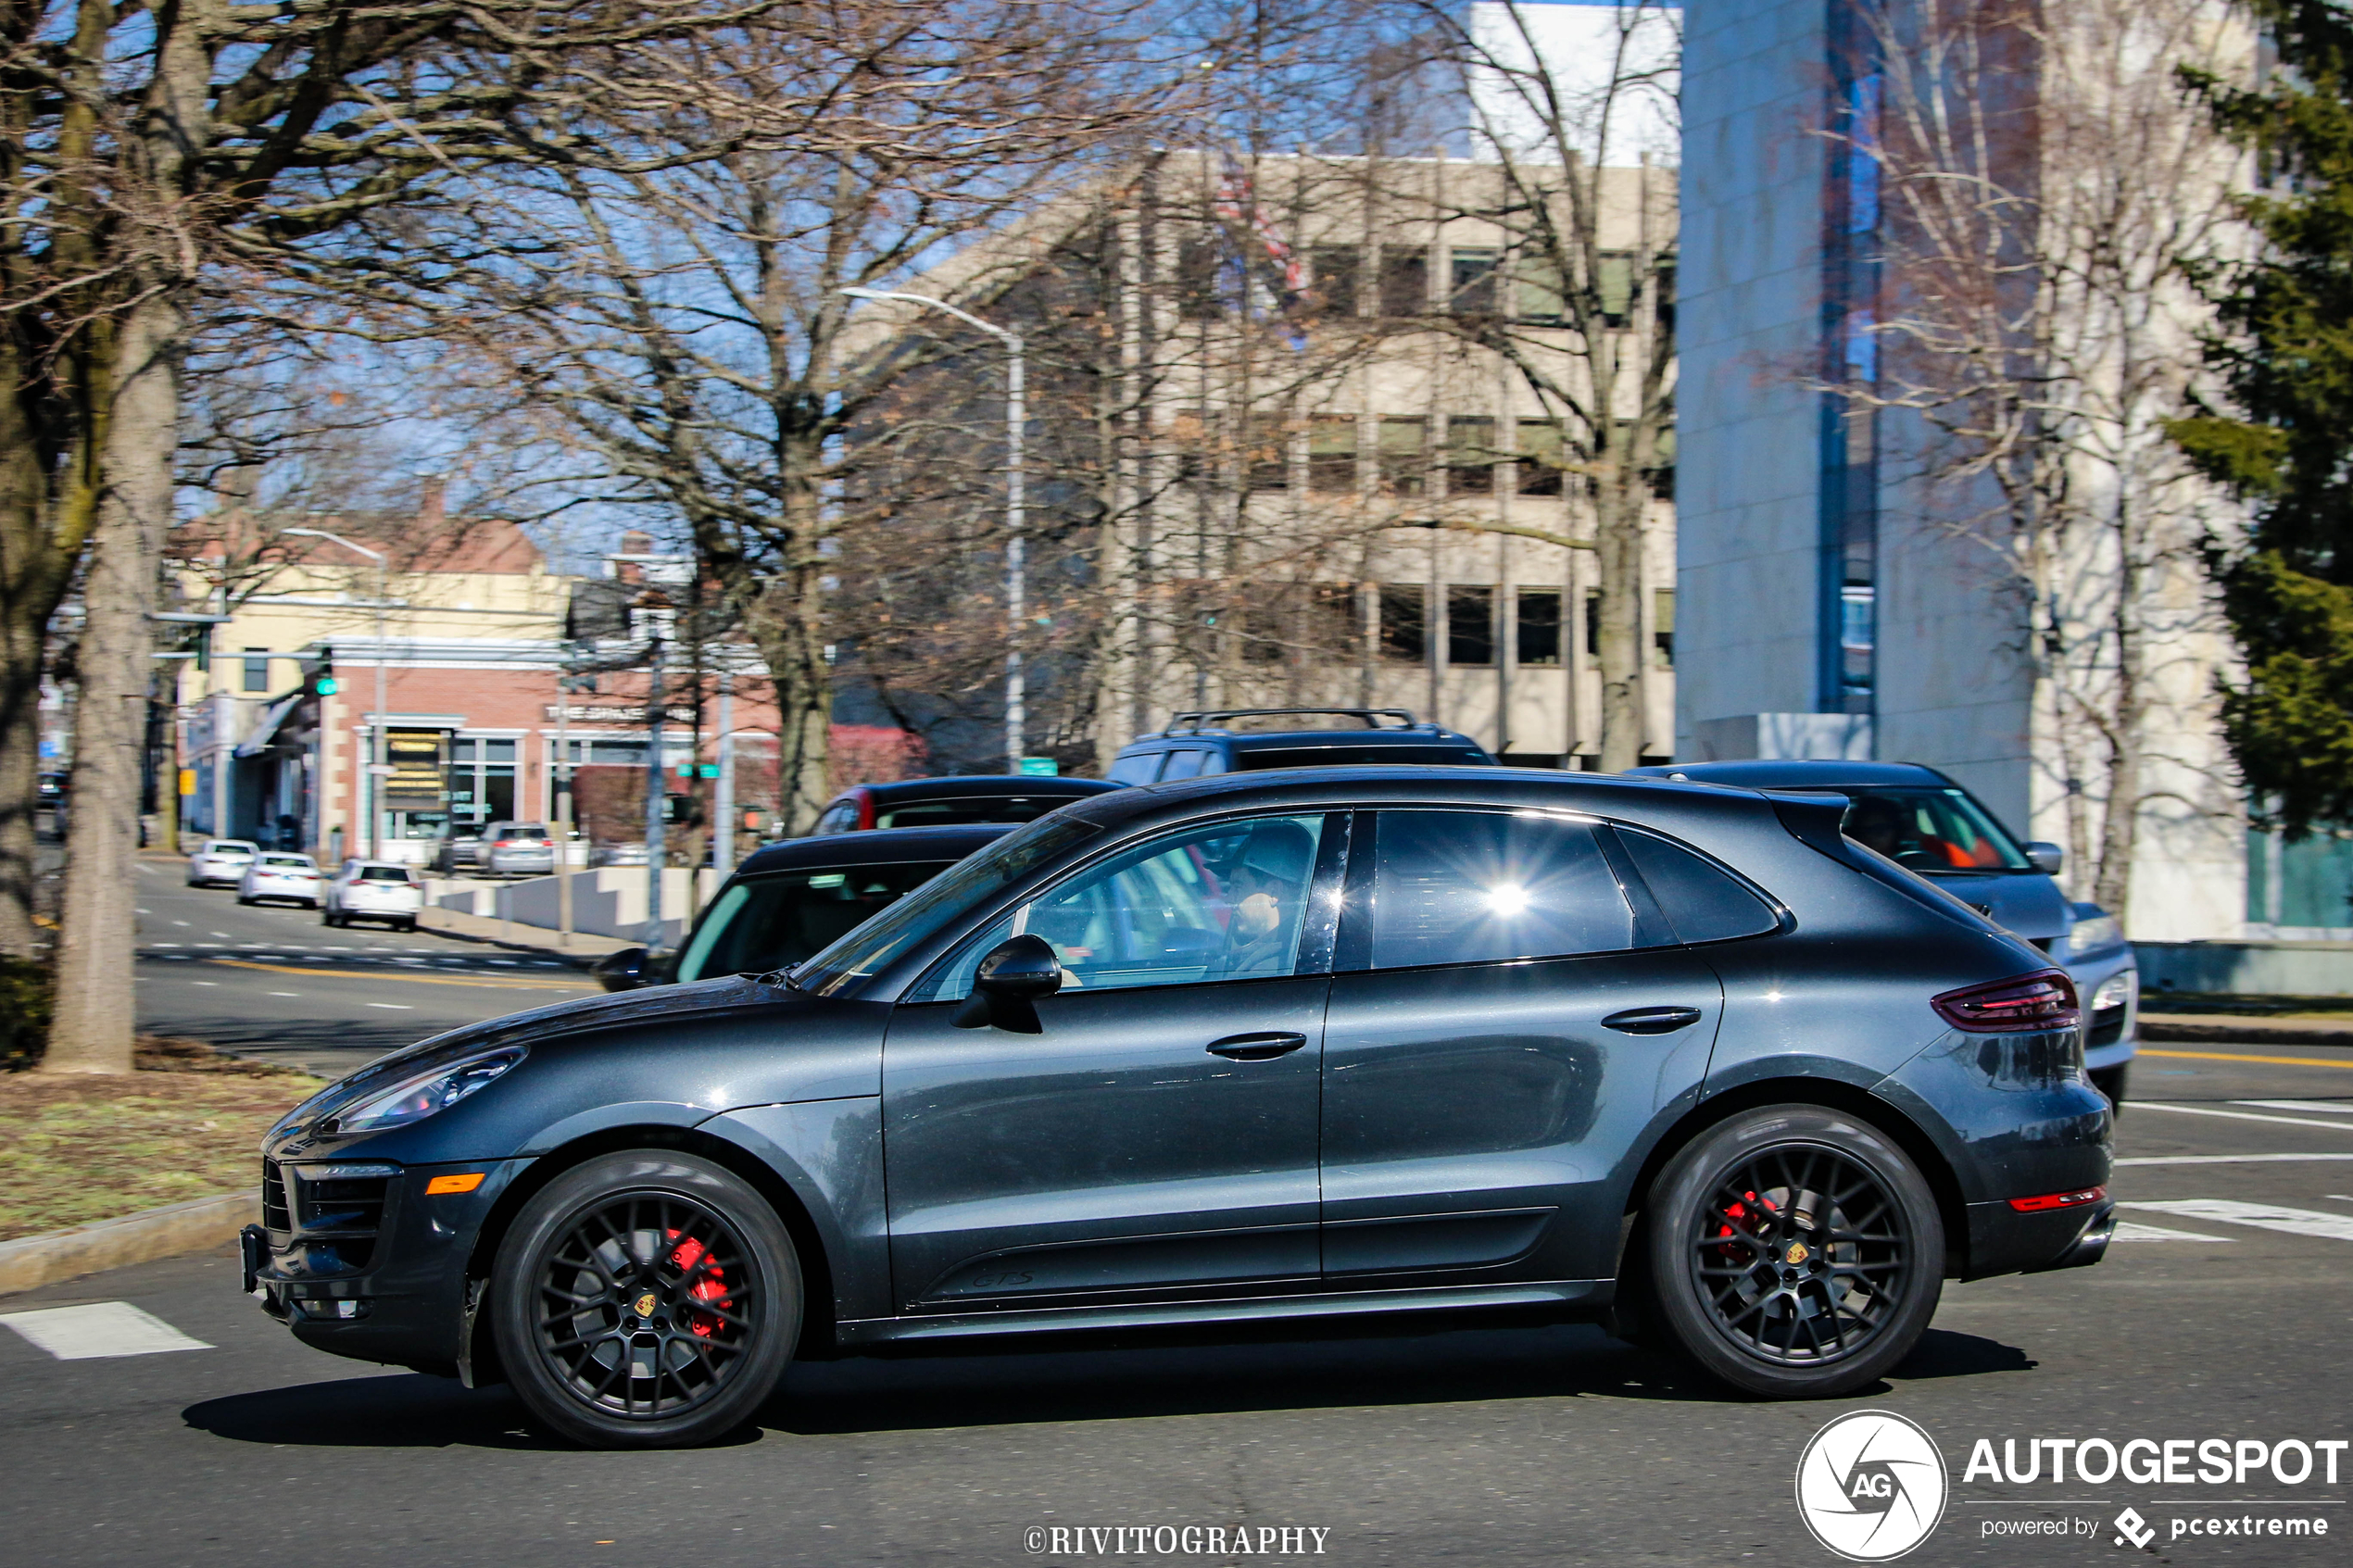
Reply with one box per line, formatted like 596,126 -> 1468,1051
2090,971 -> 2136,1013
330,1047 -> 527,1134
2068,911 -> 2124,955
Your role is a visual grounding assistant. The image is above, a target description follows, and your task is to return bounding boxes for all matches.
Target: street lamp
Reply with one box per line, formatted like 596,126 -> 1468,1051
282,527 -> 389,859
840,285 -> 1026,772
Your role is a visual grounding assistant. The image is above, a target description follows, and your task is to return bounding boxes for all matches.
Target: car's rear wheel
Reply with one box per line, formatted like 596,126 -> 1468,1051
2090,1063 -> 2128,1111
1647,1105 -> 1944,1399
491,1150 -> 799,1449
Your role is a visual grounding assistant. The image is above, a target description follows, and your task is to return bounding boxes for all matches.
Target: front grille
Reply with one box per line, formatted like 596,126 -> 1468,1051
293,1171 -> 390,1272
2088,1005 -> 2127,1047
260,1159 -> 291,1233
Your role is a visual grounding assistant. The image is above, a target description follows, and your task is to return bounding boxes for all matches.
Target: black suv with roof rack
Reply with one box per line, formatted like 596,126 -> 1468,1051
1106,709 -> 1492,784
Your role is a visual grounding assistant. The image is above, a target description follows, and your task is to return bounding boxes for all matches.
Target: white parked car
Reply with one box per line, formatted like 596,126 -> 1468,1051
187,839 -> 259,887
237,853 -> 323,909
321,859 -> 423,931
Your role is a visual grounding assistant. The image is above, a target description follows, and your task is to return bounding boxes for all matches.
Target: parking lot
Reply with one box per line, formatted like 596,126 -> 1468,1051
0,1039 -> 2347,1566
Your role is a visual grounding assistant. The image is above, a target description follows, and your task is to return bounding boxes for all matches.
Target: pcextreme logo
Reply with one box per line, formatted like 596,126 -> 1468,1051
1795,1410 -> 1951,1562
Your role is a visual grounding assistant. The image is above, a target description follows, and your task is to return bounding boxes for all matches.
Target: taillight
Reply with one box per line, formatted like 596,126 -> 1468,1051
2008,1185 -> 2106,1213
1932,970 -> 2080,1033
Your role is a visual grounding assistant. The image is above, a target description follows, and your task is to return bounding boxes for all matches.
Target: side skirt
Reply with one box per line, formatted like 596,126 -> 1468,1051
834,1278 -> 1611,1349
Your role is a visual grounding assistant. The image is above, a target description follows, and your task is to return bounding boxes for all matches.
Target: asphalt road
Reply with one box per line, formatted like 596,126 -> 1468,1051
131,857 -> 599,1077
6,1038 -> 2353,1566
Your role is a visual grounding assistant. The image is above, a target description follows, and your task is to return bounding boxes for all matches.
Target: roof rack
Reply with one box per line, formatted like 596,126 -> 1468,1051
1162,707 -> 1427,735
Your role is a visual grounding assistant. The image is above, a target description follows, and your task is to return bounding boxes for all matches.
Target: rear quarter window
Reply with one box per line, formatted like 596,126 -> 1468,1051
1614,827 -> 1782,944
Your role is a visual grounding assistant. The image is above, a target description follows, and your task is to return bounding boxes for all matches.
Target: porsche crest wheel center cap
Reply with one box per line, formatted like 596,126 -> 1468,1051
634,1292 -> 658,1319
1785,1242 -> 1809,1265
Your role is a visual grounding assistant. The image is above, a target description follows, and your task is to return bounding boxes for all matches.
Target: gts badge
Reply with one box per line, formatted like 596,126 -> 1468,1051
965,1269 -> 1035,1291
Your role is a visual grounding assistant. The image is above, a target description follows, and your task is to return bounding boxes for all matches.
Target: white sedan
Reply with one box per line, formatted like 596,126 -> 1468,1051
322,860 -> 424,931
237,853 -> 323,909
187,839 -> 258,887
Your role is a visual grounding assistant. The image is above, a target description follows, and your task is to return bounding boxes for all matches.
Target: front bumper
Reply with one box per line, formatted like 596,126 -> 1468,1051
247,1156 -> 531,1374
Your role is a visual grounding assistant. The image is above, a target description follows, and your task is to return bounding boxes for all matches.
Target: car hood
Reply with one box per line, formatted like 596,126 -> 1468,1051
1919,867 -> 2068,941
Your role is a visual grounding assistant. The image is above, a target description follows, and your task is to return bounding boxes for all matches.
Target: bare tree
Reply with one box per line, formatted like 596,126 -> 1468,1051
1388,0 -> 1680,771
13,1 -> 786,1073
1817,0 -> 2248,919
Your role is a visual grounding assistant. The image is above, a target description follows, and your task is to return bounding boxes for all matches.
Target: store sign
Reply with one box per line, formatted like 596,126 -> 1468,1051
384,729 -> 448,809
544,703 -> 698,725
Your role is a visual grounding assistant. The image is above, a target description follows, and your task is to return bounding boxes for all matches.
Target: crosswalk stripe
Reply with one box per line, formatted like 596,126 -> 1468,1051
2133,1102 -> 2353,1134
0,1302 -> 211,1360
2122,1198 -> 2353,1242
2112,1221 -> 2233,1243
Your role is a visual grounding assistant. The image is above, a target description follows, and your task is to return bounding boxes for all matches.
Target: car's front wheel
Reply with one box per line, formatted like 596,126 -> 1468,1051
1646,1105 -> 1944,1399
491,1150 -> 800,1449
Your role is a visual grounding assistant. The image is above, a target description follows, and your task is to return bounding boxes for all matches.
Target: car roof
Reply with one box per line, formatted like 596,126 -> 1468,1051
733,822 -> 1015,878
844,776 -> 1120,803
1621,759 -> 1956,789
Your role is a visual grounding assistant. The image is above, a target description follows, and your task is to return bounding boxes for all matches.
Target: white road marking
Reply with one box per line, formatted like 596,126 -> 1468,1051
2123,1198 -> 2353,1242
2118,1152 -> 2353,1166
170,921 -> 189,927
1,1302 -> 210,1360
366,1002 -> 414,1010
210,932 -> 233,938
2234,1100 -> 2353,1116
191,981 -> 217,987
195,942 -> 220,947
2112,1221 -> 2233,1243
2133,1102 -> 2353,1134
146,943 -> 180,948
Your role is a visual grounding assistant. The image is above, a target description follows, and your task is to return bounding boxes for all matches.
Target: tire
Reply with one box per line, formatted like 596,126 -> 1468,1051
399,918 -> 418,933
235,896 -> 252,906
2090,1063 -> 2128,1112
490,1150 -> 800,1449
1646,1105 -> 1944,1399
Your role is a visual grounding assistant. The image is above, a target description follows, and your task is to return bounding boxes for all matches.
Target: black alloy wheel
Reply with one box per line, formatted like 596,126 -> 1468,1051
491,1150 -> 800,1448
1647,1106 -> 1944,1399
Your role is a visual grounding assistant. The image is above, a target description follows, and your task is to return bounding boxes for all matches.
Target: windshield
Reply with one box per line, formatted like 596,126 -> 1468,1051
675,861 -> 954,983
1838,786 -> 2031,873
793,815 -> 1103,996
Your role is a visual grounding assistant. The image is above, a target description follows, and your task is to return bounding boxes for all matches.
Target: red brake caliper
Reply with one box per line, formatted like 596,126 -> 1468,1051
665,1229 -> 731,1337
1715,1191 -> 1774,1263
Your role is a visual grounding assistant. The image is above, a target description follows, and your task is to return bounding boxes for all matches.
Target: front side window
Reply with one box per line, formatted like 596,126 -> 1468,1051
915,814 -> 1330,999
677,861 -> 954,984
1362,809 -> 1635,970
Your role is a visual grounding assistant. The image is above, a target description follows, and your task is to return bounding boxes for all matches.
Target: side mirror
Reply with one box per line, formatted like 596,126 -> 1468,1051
951,934 -> 1062,1032
2025,841 -> 2064,876
592,946 -> 651,992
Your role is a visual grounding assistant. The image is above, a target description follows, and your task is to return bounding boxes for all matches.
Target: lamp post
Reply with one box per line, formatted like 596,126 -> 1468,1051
840,286 -> 1026,772
282,527 -> 388,859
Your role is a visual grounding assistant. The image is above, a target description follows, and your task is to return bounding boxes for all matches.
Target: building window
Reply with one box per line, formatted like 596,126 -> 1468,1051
1596,252 -> 1636,329
1378,417 -> 1426,497
1446,416 -> 1495,495
1654,588 -> 1676,668
1517,256 -> 1567,325
1306,583 -> 1362,659
1245,420 -> 1290,491
1585,589 -> 1603,658
1177,231 -> 1223,320
1449,247 -> 1497,316
1517,589 -> 1563,667
242,649 -> 271,694
447,736 -> 518,825
1379,245 -> 1428,317
1378,584 -> 1427,662
1516,419 -> 1565,496
1447,585 -> 1495,666
1840,585 -> 1875,692
1309,245 -> 1361,317
1308,416 -> 1358,494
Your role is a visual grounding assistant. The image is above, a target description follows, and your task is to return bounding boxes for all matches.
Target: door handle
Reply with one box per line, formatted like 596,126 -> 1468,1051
1601,1006 -> 1704,1035
1206,1031 -> 1308,1061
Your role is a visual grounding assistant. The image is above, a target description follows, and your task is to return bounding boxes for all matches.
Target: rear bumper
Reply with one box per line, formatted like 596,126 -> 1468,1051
1966,1196 -> 2116,1279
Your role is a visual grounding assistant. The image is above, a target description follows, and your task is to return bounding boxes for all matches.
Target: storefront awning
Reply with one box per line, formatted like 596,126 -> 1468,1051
232,692 -> 306,759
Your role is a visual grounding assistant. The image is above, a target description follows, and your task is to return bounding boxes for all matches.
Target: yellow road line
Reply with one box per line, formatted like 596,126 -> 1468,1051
2141,1047 -> 2353,1072
207,958 -> 591,991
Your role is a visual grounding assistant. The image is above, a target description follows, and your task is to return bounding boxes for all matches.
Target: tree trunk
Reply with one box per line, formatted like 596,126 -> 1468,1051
1593,478 -> 1645,772
43,293 -> 183,1073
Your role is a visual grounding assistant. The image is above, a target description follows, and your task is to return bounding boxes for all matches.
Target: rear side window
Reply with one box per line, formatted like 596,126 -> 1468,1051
1363,809 -> 1635,969
1105,753 -> 1162,785
1615,828 -> 1781,944
875,796 -> 1073,829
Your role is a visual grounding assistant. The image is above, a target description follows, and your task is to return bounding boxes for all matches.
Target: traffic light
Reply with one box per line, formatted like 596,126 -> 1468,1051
315,675 -> 339,696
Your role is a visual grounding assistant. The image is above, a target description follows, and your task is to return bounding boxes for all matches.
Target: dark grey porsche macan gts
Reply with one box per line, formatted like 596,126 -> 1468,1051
245,768 -> 2114,1447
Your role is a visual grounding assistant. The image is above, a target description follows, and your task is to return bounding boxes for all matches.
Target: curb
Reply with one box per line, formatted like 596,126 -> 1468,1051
0,1192 -> 255,1297
414,905 -> 629,970
2141,1016 -> 2353,1047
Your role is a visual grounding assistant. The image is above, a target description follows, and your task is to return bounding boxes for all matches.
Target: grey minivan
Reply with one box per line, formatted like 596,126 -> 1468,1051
1628,760 -> 2136,1104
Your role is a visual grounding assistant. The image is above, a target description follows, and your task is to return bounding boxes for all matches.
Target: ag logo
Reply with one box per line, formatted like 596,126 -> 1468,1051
1794,1409 -> 1948,1562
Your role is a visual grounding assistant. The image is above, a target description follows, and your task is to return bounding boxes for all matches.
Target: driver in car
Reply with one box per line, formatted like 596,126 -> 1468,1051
1205,820 -> 1317,981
